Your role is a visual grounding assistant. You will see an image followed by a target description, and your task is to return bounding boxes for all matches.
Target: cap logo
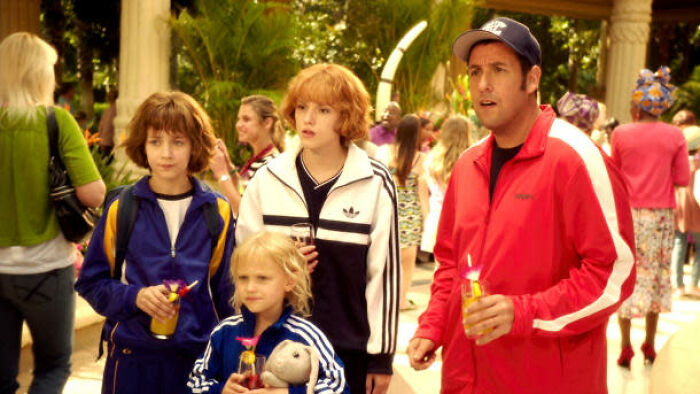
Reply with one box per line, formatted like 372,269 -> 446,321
482,20 -> 507,36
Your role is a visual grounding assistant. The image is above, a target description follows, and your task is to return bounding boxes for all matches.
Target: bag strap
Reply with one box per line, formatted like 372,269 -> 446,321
198,181 -> 222,254
46,107 -> 66,171
202,201 -> 221,254
114,185 -> 138,280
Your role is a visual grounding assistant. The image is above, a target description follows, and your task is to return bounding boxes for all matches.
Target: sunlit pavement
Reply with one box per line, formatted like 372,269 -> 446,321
390,262 -> 700,394
17,263 -> 700,393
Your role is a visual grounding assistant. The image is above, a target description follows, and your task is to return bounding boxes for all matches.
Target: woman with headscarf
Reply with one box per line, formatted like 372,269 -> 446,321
556,91 -> 600,136
611,66 -> 690,368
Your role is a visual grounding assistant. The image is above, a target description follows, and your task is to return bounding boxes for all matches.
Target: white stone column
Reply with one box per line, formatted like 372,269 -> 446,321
0,0 -> 40,40
114,0 -> 171,142
604,0 -> 652,124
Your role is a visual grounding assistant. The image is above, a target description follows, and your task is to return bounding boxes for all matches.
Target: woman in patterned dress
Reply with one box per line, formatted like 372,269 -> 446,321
611,67 -> 689,367
377,115 -> 429,311
209,95 -> 285,216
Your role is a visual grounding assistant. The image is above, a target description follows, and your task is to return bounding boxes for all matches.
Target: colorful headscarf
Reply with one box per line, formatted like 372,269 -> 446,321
556,92 -> 600,132
631,66 -> 676,117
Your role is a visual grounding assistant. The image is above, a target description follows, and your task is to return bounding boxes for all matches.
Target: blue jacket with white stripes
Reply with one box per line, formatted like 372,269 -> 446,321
188,305 -> 349,394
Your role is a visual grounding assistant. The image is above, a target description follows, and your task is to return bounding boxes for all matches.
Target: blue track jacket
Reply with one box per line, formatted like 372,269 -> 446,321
188,306 -> 349,394
75,176 -> 236,358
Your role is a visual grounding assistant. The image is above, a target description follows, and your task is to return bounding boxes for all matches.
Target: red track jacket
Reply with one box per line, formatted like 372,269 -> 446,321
414,107 -> 636,393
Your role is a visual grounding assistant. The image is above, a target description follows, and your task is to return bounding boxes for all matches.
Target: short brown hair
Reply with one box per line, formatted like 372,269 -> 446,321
281,63 -> 370,146
122,91 -> 216,173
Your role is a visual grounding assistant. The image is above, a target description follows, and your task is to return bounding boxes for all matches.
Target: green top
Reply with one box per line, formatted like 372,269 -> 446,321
0,106 -> 102,247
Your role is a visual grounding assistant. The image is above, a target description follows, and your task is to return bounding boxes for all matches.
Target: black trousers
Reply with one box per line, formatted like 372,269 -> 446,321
336,350 -> 368,393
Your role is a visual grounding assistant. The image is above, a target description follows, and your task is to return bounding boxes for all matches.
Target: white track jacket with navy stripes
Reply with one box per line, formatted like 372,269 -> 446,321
414,106 -> 636,394
188,306 -> 348,393
236,143 -> 400,374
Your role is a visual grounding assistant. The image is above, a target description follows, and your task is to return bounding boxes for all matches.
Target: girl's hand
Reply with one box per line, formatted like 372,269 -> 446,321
135,285 -> 175,321
216,139 -> 236,173
210,140 -> 231,178
222,373 -> 250,394
297,244 -> 319,273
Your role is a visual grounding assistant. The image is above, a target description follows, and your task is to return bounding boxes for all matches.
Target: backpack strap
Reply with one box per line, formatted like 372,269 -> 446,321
199,182 -> 223,254
114,186 -> 138,279
97,185 -> 137,360
202,201 -> 221,255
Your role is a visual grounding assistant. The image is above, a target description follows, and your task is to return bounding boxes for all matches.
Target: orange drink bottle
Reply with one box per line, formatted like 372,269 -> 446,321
150,291 -> 180,339
238,352 -> 265,389
461,279 -> 492,336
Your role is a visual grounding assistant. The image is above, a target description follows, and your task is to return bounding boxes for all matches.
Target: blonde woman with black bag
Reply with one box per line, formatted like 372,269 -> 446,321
0,32 -> 104,392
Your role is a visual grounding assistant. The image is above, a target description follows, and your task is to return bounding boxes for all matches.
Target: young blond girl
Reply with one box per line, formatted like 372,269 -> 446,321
420,115 -> 471,254
236,63 -> 399,394
188,231 -> 348,393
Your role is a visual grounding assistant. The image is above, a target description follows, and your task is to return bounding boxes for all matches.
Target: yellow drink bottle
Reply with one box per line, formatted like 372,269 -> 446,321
461,279 -> 492,336
150,291 -> 180,339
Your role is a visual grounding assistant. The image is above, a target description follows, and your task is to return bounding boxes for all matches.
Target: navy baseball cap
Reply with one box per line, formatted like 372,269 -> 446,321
452,17 -> 541,66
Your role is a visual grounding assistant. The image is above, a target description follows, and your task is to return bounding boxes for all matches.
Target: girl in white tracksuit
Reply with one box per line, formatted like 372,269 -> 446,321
236,63 -> 400,394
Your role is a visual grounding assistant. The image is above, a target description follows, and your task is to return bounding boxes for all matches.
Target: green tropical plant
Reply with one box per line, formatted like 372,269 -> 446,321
667,65 -> 700,121
294,0 -> 474,114
171,0 -> 299,165
90,148 -> 138,192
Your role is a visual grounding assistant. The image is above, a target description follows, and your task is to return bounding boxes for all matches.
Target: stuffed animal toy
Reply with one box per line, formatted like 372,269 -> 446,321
261,340 -> 319,394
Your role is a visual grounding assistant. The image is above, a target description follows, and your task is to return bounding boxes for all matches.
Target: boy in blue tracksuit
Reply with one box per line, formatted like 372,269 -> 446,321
75,91 -> 235,394
188,231 -> 348,394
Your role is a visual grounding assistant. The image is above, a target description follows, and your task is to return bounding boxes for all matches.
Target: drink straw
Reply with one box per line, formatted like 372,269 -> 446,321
186,280 -> 199,290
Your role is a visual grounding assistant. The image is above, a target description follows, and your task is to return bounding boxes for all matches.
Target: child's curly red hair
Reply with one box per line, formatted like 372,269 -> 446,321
281,63 -> 371,146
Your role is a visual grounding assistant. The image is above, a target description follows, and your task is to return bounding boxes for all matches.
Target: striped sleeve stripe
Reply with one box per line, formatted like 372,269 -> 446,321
369,160 -> 397,201
208,198 -> 232,278
369,160 -> 395,190
385,182 -> 400,353
374,170 -> 397,204
285,316 -> 346,392
191,316 -> 243,378
374,168 -> 400,354
534,120 -> 635,332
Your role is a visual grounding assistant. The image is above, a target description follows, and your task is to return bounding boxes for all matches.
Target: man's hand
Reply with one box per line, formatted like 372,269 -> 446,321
222,373 -> 249,394
297,244 -> 319,273
365,373 -> 391,394
406,338 -> 437,370
135,285 -> 175,321
463,294 -> 514,345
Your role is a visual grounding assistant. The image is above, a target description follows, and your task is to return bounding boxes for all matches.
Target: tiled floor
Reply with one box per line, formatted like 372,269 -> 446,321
17,263 -> 700,393
391,262 -> 700,394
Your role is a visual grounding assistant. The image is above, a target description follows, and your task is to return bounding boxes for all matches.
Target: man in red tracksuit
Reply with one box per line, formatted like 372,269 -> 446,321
407,17 -> 636,393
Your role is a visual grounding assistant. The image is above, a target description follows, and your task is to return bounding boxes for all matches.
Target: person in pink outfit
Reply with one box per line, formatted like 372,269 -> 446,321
611,66 -> 690,368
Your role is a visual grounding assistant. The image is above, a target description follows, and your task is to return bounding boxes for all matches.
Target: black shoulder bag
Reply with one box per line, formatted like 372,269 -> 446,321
47,107 -> 100,243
